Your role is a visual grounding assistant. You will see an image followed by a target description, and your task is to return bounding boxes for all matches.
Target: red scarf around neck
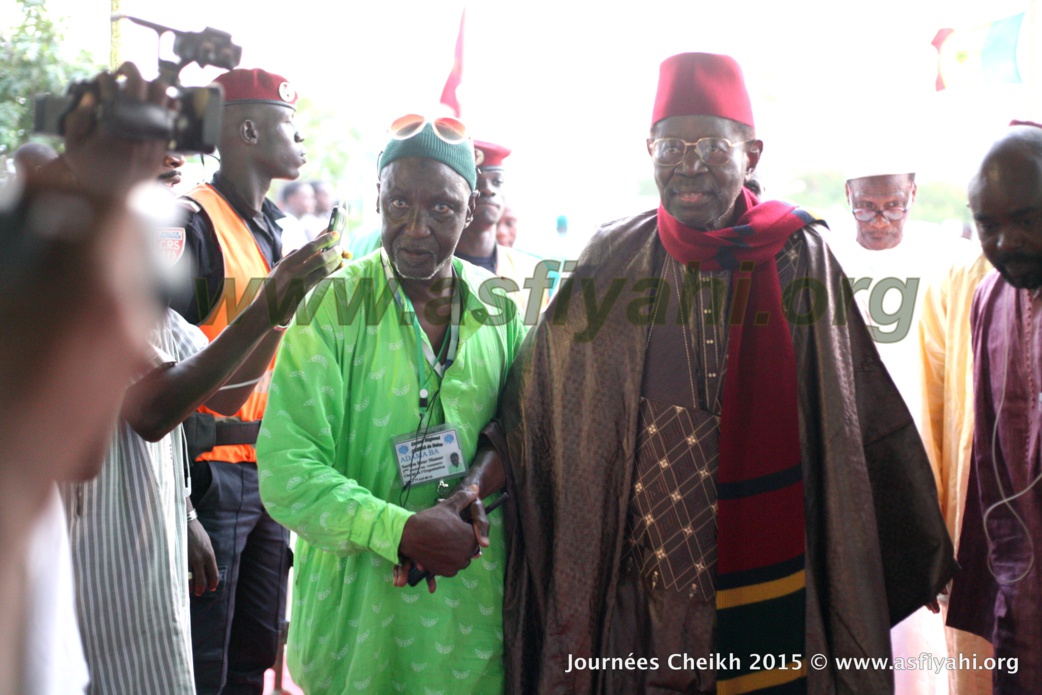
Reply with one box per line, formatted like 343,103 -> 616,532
658,187 -> 803,270
658,188 -> 813,693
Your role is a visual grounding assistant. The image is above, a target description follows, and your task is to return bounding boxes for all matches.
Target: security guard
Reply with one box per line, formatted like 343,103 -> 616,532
169,67 -> 306,694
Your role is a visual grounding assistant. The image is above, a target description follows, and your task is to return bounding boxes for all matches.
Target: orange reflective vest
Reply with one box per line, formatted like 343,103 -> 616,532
185,184 -> 273,464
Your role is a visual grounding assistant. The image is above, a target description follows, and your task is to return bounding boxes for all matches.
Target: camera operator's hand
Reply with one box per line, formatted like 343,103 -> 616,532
55,62 -> 172,197
1,178 -> 160,482
266,230 -> 344,326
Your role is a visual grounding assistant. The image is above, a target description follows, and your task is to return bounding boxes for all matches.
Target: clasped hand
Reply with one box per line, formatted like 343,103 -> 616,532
394,485 -> 487,593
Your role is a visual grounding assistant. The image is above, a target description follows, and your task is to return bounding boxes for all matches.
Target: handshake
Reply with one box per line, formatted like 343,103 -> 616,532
393,485 -> 505,593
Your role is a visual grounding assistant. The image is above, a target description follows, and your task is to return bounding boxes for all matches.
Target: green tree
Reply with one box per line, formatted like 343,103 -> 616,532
273,95 -> 370,234
787,170 -> 849,212
0,0 -> 99,157
914,180 -> 972,226
291,95 -> 360,186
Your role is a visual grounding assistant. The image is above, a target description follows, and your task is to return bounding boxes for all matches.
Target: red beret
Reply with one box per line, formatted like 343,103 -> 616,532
474,140 -> 511,169
212,68 -> 297,109
651,53 -> 753,129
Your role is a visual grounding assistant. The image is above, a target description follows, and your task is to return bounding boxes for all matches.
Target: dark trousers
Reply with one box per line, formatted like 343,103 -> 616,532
190,460 -> 290,695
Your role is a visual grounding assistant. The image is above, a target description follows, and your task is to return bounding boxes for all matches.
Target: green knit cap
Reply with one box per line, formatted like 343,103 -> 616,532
379,123 -> 477,190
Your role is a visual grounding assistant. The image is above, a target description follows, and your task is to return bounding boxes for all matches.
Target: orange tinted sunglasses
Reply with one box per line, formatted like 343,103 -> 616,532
388,114 -> 469,145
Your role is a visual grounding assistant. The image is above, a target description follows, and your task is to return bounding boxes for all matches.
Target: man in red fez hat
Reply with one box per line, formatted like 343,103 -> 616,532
453,140 -> 551,320
453,52 -> 955,694
167,67 -> 320,694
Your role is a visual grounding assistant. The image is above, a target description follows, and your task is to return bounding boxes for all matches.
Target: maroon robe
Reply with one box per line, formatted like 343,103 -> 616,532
949,271 -> 1042,694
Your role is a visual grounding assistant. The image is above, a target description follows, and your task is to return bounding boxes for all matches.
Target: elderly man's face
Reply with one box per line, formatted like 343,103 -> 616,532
970,151 -> 1042,290
649,114 -> 761,231
846,175 -> 916,251
378,158 -> 477,281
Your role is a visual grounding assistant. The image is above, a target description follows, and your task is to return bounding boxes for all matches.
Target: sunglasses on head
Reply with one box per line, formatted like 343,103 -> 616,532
388,114 -> 469,145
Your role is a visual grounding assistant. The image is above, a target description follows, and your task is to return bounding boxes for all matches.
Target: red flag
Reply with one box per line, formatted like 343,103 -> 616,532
932,28 -> 954,91
440,10 -> 465,116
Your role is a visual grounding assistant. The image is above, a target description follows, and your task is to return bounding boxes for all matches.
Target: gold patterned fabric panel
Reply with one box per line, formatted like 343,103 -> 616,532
626,234 -> 806,599
629,397 -> 720,597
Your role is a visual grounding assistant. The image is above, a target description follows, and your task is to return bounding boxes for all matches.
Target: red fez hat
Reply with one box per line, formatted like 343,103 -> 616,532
474,140 -> 511,168
212,68 -> 298,109
651,53 -> 753,129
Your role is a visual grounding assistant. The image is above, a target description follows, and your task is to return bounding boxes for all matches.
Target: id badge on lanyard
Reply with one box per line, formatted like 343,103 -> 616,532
382,251 -> 464,491
392,424 -> 467,488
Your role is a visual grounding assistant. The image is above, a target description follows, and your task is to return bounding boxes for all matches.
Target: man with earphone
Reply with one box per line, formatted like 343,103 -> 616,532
948,122 -> 1042,694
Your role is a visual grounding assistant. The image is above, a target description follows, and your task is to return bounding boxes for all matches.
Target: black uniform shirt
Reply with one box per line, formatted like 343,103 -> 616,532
170,172 -> 285,325
455,245 -> 498,275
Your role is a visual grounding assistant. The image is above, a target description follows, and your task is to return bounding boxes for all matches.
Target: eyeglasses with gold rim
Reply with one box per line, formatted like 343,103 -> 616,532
647,137 -> 756,168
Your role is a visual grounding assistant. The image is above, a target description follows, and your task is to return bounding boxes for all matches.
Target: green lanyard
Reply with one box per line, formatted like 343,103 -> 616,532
381,251 -> 461,413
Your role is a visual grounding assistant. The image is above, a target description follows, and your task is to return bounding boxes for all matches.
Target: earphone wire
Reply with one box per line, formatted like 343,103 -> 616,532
983,299 -> 1041,584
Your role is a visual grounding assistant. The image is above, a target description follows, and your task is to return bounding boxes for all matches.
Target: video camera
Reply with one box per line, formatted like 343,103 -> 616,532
34,16 -> 242,154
